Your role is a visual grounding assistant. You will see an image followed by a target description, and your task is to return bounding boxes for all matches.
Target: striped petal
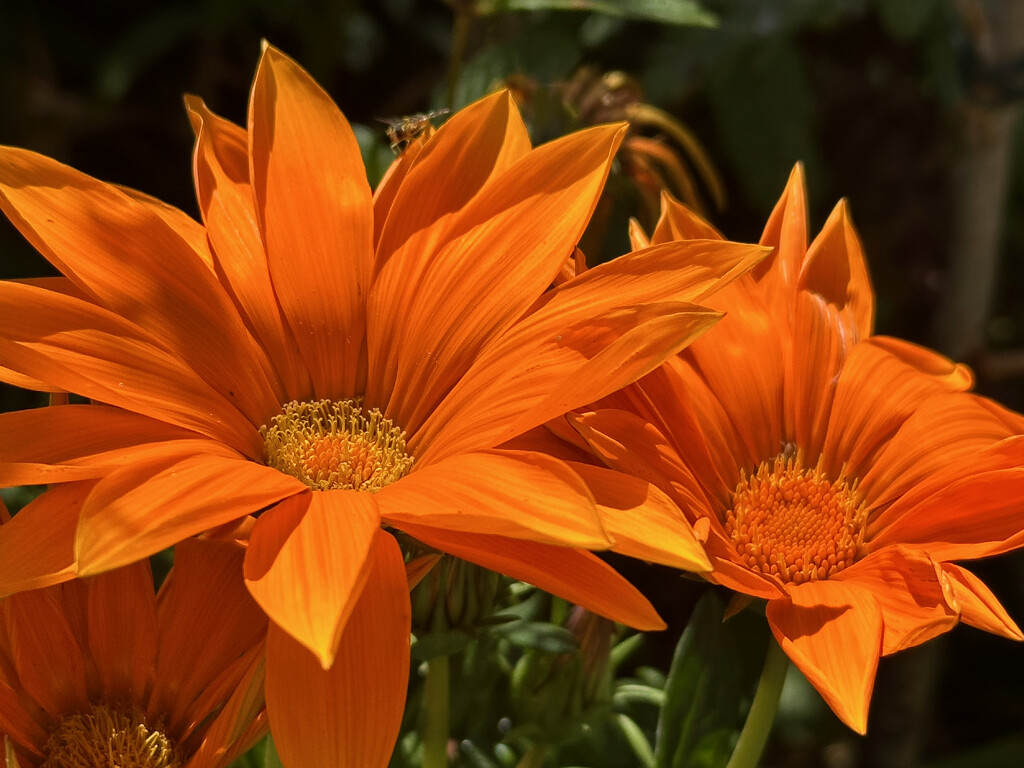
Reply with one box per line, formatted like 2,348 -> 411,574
186,95 -> 311,402
377,450 -> 608,549
0,405 -> 200,485
150,537 -> 267,735
84,560 -> 158,703
374,90 -> 531,269
393,520 -> 665,631
835,547 -> 958,655
566,461 -> 711,572
368,124 -> 626,432
266,530 -> 409,768
0,145 -> 280,425
941,563 -> 1023,641
249,44 -> 373,399
0,282 -> 260,456
0,483 -> 86,598
767,580 -> 882,734
244,491 -> 380,668
76,448 -> 304,575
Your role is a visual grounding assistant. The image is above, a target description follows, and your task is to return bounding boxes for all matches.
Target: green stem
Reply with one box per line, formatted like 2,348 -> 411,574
422,655 -> 451,768
513,743 -> 549,768
724,636 -> 789,768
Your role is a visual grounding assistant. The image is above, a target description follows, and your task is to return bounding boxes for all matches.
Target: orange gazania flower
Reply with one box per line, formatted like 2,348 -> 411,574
0,46 -> 765,764
570,167 -> 1024,732
0,507 -> 266,768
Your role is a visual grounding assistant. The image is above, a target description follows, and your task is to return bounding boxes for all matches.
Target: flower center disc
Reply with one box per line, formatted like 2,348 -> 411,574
42,703 -> 181,768
262,398 -> 414,492
724,452 -> 866,584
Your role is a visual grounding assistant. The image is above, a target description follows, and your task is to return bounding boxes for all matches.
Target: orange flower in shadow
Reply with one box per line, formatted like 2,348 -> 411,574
0,505 -> 266,768
0,45 -> 766,764
569,167 -> 1024,733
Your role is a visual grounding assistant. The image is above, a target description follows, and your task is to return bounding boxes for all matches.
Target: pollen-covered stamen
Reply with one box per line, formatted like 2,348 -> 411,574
724,451 -> 867,585
42,703 -> 182,768
261,398 -> 414,492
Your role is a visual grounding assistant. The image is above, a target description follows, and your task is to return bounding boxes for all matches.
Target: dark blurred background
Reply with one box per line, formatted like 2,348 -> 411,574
2,1 -> 1023,766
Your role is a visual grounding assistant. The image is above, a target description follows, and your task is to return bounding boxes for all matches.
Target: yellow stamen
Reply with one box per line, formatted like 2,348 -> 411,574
261,399 -> 414,492
42,703 -> 181,768
724,450 -> 866,585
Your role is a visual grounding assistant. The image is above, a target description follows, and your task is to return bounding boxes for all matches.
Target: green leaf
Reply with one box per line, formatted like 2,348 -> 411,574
653,592 -> 768,768
610,632 -> 645,672
460,740 -> 502,768
617,713 -> 656,768
448,23 -> 582,110
493,620 -> 579,654
478,0 -> 716,27
411,630 -> 473,660
613,683 -> 666,708
708,36 -> 821,214
265,736 -> 283,768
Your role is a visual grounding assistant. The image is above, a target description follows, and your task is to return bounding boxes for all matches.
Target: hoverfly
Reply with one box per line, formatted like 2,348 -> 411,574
379,109 -> 449,153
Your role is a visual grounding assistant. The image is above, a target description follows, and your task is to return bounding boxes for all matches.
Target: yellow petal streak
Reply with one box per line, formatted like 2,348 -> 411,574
262,399 -> 413,492
42,703 -> 182,768
725,450 -> 866,584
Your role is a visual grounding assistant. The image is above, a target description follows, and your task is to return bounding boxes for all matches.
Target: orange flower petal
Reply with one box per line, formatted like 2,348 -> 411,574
0,483 -> 86,598
700,529 -> 785,600
3,586 -> 90,720
245,491 -> 380,668
372,141 -> 421,248
76,448 -> 304,575
824,340 -> 978,486
0,679 -> 47,759
650,190 -> 724,243
554,239 -> 768,308
266,530 -> 409,768
860,392 -> 1012,514
0,364 -> 58,393
628,218 -> 651,251
941,563 -> 1023,641
866,462 -> 1024,560
0,282 -> 260,456
570,409 -> 713,521
413,236 -> 765,462
869,335 -> 974,390
0,405 -> 199,485
766,580 -> 882,734
866,434 -> 1024,539
151,537 -> 268,735
113,184 -> 214,271
598,358 -> 737,500
377,450 -> 608,549
756,163 -> 808,297
369,123 -> 626,431
0,145 -> 280,425
799,199 -> 874,339
374,90 -> 531,269
835,547 -> 958,655
186,648 -> 268,768
565,461 -> 711,572
249,44 -> 373,398
419,302 -> 721,464
84,560 -> 158,703
787,293 -> 846,458
392,520 -> 666,631
186,95 -> 311,402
